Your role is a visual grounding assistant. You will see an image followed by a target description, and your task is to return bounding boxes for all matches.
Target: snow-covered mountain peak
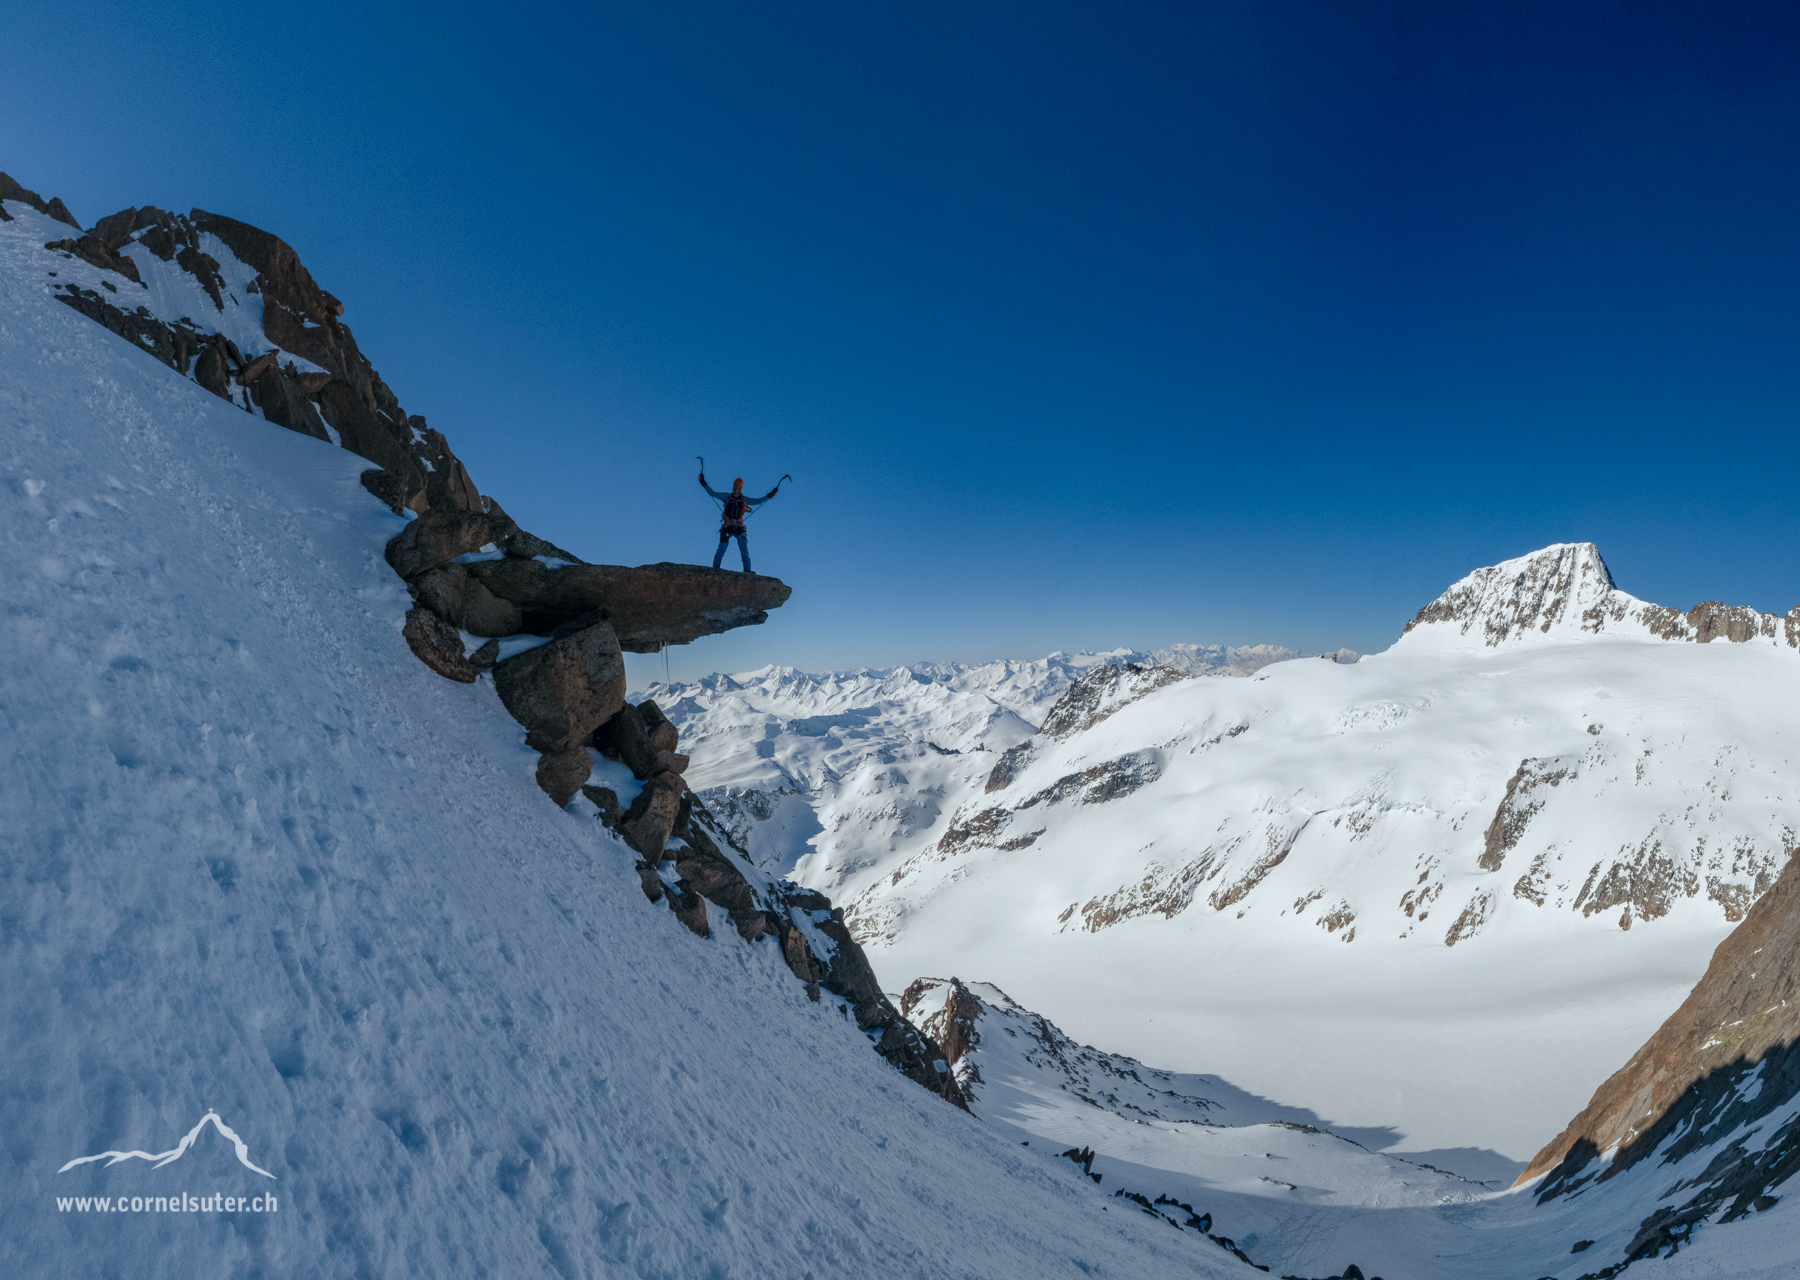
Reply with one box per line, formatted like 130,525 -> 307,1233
1402,541 -> 1623,646
1399,540 -> 1795,650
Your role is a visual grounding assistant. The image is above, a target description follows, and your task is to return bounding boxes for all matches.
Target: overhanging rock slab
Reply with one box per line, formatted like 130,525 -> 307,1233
467,560 -> 792,651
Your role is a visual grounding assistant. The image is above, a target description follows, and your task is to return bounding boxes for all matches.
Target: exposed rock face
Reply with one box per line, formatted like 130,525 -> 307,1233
985,741 -> 1034,793
492,616 -> 627,757
900,977 -> 985,1079
0,172 -> 79,227
1403,541 -> 1797,650
1040,662 -> 1190,740
249,364 -> 329,440
26,182 -> 921,1112
44,233 -> 143,284
359,468 -> 426,516
460,560 -> 792,650
1521,851 -> 1800,1259
1686,599 -> 1772,644
35,196 -> 488,518
1479,756 -> 1575,872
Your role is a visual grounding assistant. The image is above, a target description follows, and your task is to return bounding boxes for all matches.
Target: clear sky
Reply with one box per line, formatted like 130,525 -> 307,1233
7,2 -> 1800,680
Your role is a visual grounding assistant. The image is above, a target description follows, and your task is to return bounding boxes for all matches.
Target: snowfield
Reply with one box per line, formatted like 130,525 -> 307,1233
895,976 -> 1800,1279
659,545 -> 1800,1169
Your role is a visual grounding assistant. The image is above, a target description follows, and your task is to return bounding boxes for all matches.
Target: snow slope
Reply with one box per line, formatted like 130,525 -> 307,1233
0,200 -> 1246,1277
660,542 -> 1800,1166
898,977 -> 1800,1279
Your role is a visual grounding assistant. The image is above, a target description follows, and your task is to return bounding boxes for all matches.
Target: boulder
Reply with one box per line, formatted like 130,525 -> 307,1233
653,750 -> 690,775
385,511 -> 494,580
410,419 -> 483,514
464,560 -> 792,651
469,638 -> 499,671
672,835 -> 768,941
43,197 -> 80,229
619,770 -> 684,858
638,699 -> 680,753
491,614 -> 626,755
666,878 -> 710,937
612,705 -> 662,777
317,379 -> 414,475
193,340 -> 232,400
535,747 -> 592,806
594,703 -> 657,780
410,563 -> 469,624
401,608 -> 478,683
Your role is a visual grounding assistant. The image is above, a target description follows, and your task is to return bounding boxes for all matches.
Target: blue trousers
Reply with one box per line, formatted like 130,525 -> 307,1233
713,532 -> 751,573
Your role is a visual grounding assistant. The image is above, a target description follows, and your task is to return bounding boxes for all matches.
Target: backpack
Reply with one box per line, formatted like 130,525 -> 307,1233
722,493 -> 748,524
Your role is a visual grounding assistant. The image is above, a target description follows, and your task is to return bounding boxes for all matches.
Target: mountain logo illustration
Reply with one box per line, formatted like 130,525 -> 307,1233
59,1110 -> 276,1178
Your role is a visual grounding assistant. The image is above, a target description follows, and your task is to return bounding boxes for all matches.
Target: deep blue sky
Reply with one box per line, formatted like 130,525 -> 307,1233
7,2 -> 1800,678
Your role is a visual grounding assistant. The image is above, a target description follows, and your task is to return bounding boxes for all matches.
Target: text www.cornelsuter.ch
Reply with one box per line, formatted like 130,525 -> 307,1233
55,1192 -> 278,1214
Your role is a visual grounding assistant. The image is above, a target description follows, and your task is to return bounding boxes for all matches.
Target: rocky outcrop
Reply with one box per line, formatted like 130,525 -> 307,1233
459,560 -> 792,649
984,742 -> 1033,793
1040,662 -> 1190,740
1521,850 -> 1800,1262
1479,756 -> 1575,872
900,977 -> 985,1080
44,233 -> 143,284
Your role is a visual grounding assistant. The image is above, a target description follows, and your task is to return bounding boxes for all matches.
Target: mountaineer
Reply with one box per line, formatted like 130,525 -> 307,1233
698,467 -> 782,573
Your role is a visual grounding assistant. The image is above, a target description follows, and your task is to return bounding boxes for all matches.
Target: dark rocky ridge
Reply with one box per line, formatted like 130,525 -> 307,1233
0,171 -> 80,227
1521,849 -> 1800,1269
16,174 -> 963,1108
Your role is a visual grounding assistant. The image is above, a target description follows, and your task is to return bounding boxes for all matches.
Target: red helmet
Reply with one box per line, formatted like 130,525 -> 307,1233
732,478 -> 744,490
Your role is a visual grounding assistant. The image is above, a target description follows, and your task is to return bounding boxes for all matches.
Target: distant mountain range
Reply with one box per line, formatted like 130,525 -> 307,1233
646,542 -> 1800,1168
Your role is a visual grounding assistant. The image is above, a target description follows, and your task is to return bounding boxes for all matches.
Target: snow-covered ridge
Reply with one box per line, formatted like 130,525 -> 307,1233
633,644 -> 1350,878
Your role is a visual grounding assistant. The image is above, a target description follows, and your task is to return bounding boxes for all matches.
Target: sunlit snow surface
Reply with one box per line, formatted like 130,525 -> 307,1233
650,625 -> 1796,1166
0,202 -> 1240,1278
